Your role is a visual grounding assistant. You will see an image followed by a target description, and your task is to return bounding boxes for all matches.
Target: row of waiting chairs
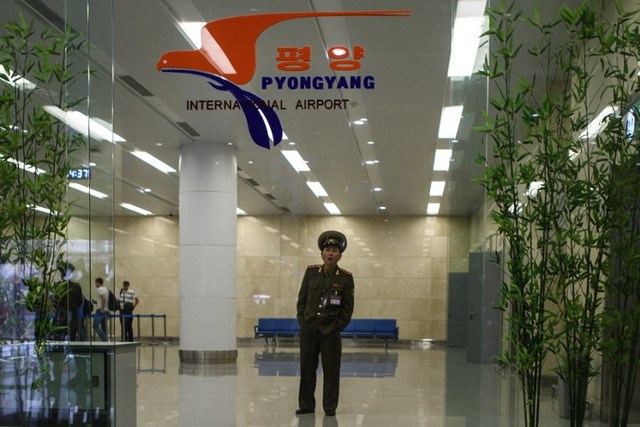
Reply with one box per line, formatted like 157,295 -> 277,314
254,318 -> 399,346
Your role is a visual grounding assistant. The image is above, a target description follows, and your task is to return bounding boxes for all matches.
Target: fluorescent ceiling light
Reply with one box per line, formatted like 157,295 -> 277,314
177,22 -> 204,48
131,151 -> 177,174
306,181 -> 328,197
236,207 -> 247,215
429,181 -> 446,196
68,182 -> 108,199
0,65 -> 37,90
579,105 -> 618,140
178,21 -> 237,75
447,0 -> 487,77
281,150 -> 310,172
29,204 -> 53,214
43,106 -> 125,143
27,205 -> 56,215
438,106 -> 464,139
324,203 -> 341,215
427,203 -> 440,215
120,203 -> 152,216
1,155 -> 46,174
433,149 -> 453,171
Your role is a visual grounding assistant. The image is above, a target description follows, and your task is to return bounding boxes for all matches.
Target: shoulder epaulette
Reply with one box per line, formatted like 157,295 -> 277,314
339,268 -> 352,276
307,264 -> 322,269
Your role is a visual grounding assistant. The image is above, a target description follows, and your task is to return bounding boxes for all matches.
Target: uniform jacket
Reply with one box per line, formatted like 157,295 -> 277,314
296,264 -> 355,335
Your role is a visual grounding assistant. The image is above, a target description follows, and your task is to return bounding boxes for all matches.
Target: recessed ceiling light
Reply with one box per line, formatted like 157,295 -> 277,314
373,187 -> 382,192
429,181 -> 446,196
43,106 -> 126,143
427,203 -> 440,215
29,204 -> 53,214
433,149 -> 453,171
155,142 -> 163,146
69,183 -> 108,199
438,106 -> 464,139
353,120 -> 365,125
306,181 -> 328,197
281,150 -> 310,172
1,156 -> 46,175
324,203 -> 341,215
367,141 -> 375,145
379,206 -> 387,210
89,162 -> 96,167
288,141 -> 296,146
236,207 -> 247,215
248,160 -> 254,164
447,0 -> 487,77
365,160 -> 379,165
131,151 -> 177,173
120,203 -> 152,216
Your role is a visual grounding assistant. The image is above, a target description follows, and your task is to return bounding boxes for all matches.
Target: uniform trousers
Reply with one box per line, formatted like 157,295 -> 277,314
298,328 -> 342,412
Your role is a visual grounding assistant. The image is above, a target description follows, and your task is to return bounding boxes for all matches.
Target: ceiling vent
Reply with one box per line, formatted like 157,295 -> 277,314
117,75 -> 154,97
175,122 -> 200,137
24,0 -> 65,30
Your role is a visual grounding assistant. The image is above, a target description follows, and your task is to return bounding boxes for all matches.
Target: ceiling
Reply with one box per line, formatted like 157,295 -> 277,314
6,0 -> 494,218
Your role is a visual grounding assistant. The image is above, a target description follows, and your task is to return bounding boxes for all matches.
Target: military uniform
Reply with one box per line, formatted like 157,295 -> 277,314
296,231 -> 354,415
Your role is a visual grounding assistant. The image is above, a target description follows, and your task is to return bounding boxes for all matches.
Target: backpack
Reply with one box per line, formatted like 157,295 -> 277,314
107,290 -> 117,311
82,297 -> 94,316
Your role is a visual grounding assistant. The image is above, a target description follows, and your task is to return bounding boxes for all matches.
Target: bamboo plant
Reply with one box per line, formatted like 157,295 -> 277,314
0,12 -> 85,395
479,1 -> 640,426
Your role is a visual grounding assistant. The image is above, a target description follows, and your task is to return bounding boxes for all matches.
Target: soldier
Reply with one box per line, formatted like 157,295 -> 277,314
295,230 -> 355,417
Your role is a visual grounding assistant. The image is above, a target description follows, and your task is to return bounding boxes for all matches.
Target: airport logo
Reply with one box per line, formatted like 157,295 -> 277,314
158,11 -> 410,149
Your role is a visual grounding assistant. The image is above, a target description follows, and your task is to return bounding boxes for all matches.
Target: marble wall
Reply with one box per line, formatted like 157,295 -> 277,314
237,215 -> 451,340
71,214 -> 463,341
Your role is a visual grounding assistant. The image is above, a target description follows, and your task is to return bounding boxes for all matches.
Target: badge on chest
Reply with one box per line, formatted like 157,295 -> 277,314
328,284 -> 342,306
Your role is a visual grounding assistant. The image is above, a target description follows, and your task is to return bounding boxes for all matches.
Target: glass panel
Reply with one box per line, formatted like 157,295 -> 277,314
445,0 -> 503,424
0,1 -> 119,425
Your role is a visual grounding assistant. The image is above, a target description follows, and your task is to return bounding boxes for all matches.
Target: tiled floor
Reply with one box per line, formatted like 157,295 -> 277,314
134,341 -> 629,427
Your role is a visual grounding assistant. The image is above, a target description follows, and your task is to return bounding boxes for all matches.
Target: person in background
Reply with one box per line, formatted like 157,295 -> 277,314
92,277 -> 109,341
54,263 -> 83,341
295,230 -> 355,417
119,280 -> 139,342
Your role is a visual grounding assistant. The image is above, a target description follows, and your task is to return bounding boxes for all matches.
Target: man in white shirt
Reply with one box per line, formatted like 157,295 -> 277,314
93,277 -> 109,341
119,280 -> 139,342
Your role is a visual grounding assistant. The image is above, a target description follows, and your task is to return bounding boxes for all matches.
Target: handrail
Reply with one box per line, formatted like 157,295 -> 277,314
85,313 -> 167,344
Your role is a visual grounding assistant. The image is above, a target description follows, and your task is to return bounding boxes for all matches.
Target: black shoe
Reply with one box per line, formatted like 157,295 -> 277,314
295,408 -> 314,415
325,410 -> 336,416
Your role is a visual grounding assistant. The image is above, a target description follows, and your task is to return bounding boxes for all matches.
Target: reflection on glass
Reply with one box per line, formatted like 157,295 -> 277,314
0,345 -> 111,426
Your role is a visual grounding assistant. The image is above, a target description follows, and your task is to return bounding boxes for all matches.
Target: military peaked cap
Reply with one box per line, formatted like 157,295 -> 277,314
317,230 -> 347,253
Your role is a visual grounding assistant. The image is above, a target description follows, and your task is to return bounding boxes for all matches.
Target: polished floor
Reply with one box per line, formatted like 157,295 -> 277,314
134,340 -> 631,427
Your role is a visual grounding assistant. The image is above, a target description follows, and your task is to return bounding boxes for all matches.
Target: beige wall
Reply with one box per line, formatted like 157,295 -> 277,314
71,214 -> 467,341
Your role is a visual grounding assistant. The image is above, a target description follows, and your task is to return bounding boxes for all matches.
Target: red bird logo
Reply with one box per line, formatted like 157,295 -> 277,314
157,10 -> 411,148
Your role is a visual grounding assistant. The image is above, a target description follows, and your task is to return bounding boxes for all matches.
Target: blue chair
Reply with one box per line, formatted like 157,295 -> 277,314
354,319 -> 376,338
375,319 -> 398,339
